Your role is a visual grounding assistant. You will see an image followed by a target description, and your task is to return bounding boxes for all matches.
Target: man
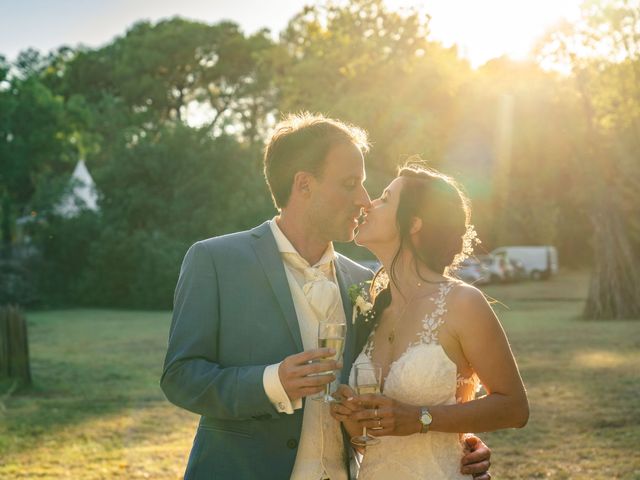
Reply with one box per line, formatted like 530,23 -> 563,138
161,113 -> 491,479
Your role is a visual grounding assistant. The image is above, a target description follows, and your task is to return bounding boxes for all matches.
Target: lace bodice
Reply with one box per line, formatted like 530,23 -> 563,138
350,281 -> 480,479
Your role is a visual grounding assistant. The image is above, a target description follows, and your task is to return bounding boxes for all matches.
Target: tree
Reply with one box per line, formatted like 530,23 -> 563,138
0,51 -> 77,248
79,124 -> 273,308
540,0 -> 640,318
442,58 -> 593,262
276,0 -> 469,190
60,18 -> 278,142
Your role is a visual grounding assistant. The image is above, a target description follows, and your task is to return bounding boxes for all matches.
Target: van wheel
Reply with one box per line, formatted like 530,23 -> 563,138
531,270 -> 542,280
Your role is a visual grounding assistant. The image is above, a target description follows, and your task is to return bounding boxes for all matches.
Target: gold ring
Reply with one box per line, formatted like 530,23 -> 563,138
374,408 -> 378,418
377,419 -> 382,428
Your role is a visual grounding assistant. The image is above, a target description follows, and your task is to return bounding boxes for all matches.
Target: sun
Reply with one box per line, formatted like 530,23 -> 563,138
385,0 -> 582,67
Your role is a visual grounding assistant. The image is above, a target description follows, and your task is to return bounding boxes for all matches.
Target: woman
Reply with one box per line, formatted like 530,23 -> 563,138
330,164 -> 529,479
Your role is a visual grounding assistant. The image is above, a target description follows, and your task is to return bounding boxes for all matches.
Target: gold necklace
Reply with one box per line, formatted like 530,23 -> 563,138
386,281 -> 444,344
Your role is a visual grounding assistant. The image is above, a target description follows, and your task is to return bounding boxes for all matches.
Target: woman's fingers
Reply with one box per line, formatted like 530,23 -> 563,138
354,393 -> 391,408
330,403 -> 353,416
351,406 -> 391,422
342,405 -> 399,435
359,416 -> 396,431
339,397 -> 363,412
332,385 -> 365,412
330,410 -> 350,422
335,384 -> 356,398
329,401 -> 364,422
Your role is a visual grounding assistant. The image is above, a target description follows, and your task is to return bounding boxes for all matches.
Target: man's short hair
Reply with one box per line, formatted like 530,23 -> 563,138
263,112 -> 369,208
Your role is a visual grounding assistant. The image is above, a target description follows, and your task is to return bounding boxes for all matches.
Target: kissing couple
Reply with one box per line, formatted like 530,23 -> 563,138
161,113 -> 528,479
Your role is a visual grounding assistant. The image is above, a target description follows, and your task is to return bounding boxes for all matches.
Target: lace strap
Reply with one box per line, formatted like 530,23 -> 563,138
418,281 -> 456,345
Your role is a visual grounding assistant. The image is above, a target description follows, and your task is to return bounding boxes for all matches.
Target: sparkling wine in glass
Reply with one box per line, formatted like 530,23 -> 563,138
350,363 -> 382,447
313,321 -> 347,403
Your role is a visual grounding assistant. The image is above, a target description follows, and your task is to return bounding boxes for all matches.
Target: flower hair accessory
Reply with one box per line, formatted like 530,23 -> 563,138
450,224 -> 482,271
348,282 -> 375,324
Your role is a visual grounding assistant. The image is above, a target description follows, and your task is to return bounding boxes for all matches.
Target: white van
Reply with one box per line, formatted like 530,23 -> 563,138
490,246 -> 558,280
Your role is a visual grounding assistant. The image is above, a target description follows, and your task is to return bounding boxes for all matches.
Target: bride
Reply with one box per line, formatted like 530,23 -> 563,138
330,164 -> 529,479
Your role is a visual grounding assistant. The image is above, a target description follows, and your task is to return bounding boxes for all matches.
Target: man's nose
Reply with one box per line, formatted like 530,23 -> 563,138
357,184 -> 372,210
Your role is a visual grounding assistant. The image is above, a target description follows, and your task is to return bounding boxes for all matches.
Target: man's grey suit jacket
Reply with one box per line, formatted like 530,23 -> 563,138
161,221 -> 374,479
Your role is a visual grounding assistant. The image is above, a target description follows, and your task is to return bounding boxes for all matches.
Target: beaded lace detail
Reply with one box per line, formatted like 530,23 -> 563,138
363,282 -> 454,365
418,282 -> 453,345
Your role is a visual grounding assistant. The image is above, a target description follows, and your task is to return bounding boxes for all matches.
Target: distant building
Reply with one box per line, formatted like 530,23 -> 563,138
15,159 -> 99,245
54,159 -> 99,217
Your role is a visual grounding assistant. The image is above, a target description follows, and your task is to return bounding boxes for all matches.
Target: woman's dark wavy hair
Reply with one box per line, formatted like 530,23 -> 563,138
369,162 -> 472,316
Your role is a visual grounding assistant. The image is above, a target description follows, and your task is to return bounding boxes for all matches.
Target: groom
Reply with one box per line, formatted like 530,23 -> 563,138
161,113 -> 491,479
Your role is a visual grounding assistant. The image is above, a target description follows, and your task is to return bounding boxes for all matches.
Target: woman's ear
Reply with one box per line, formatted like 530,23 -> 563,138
410,217 -> 423,235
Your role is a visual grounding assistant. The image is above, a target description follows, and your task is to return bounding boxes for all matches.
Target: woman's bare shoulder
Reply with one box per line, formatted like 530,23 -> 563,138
445,280 -> 496,330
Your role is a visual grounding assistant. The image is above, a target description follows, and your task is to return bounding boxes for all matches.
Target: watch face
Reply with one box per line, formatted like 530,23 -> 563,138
421,412 -> 432,425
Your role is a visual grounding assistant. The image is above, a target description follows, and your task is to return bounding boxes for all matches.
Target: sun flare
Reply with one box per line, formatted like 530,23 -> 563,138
386,0 -> 582,66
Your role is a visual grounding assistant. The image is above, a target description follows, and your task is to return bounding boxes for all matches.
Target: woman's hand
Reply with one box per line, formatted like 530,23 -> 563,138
329,385 -> 367,444
350,393 -> 422,437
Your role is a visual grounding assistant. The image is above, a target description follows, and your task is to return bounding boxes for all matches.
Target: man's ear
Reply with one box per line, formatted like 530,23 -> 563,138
292,171 -> 314,198
410,217 -> 423,235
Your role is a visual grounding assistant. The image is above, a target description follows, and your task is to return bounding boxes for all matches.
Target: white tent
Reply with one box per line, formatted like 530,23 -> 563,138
54,159 -> 99,217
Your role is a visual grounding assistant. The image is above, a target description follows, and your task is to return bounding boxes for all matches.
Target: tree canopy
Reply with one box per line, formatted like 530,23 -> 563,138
1,0 -> 637,317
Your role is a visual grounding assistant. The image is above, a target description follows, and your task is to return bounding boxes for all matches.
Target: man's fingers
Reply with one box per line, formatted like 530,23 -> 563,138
298,386 -> 325,398
297,373 -> 335,387
464,435 -> 479,447
296,360 -> 341,376
473,474 -> 491,480
461,441 -> 490,465
461,438 -> 491,475
291,348 -> 336,365
461,460 -> 491,476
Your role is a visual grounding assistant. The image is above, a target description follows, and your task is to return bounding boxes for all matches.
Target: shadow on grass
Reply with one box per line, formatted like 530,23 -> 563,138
0,354 -> 169,456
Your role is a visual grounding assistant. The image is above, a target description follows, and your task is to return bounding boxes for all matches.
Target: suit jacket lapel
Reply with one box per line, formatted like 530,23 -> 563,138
251,222 -> 303,352
334,256 -> 356,384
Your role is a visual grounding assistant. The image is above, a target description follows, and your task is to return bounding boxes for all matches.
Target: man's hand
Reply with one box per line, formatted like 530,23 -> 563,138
461,435 -> 491,479
278,348 -> 341,402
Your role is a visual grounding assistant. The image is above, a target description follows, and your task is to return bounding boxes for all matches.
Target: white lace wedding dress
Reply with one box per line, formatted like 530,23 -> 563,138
350,281 -> 480,480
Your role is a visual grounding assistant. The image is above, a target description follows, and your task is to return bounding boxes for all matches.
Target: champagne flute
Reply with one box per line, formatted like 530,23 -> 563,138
312,321 -> 347,403
350,363 -> 382,447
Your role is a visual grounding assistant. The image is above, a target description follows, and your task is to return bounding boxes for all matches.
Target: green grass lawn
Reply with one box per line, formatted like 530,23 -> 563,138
1,271 -> 639,479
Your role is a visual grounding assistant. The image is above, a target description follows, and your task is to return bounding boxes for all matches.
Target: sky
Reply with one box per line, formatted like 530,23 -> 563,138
0,0 -> 582,68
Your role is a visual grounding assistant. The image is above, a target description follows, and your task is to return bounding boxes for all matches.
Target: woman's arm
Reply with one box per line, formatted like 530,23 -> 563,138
351,284 -> 529,435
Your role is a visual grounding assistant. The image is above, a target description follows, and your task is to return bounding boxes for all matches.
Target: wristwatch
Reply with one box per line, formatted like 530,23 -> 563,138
419,407 -> 432,433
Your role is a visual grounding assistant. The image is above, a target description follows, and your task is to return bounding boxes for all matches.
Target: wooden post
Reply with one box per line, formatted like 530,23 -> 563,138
0,305 -> 31,385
